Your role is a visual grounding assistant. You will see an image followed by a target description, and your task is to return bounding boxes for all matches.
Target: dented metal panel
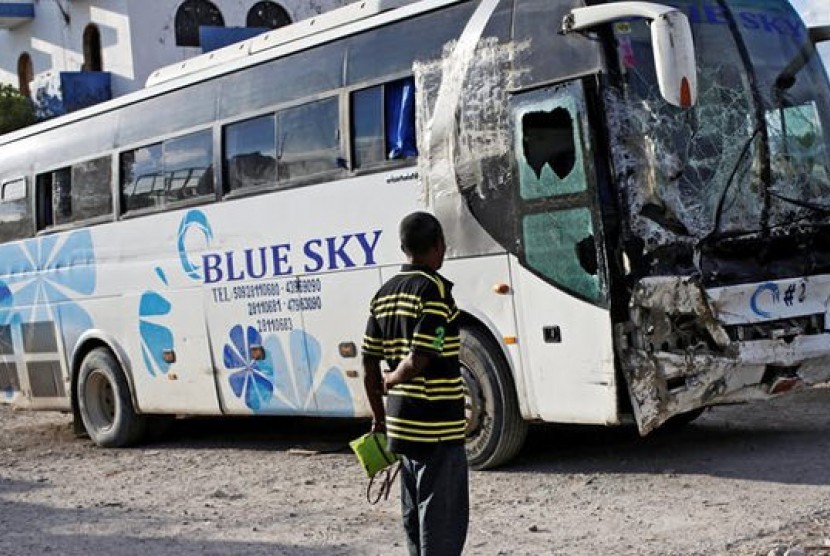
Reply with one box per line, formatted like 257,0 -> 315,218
414,0 -> 514,258
620,275 -> 830,434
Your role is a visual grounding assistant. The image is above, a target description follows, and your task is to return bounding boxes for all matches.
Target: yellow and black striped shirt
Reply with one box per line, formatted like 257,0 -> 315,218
362,264 -> 464,456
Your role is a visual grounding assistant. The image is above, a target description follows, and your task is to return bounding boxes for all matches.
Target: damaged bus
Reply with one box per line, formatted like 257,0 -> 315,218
0,0 -> 828,470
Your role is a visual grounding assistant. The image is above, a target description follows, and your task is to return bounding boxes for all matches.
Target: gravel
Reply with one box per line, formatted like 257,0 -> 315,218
3,389 -> 830,555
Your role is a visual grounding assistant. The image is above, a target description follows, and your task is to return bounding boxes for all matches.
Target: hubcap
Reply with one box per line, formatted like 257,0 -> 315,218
85,369 -> 115,432
460,364 -> 485,438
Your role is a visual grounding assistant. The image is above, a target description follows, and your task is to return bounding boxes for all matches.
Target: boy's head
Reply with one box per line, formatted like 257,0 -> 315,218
399,212 -> 445,270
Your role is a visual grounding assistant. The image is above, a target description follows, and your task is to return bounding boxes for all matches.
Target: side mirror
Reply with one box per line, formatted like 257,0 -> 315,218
650,11 -> 697,108
562,2 -> 698,108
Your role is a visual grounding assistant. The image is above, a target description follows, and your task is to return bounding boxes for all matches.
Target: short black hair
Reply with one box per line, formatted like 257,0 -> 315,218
399,212 -> 444,256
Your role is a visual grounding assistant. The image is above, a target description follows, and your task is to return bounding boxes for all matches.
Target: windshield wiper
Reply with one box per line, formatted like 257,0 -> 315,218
703,122 -> 763,244
768,190 -> 830,215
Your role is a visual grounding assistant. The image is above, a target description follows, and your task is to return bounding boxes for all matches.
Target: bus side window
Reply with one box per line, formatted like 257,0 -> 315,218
351,86 -> 384,168
223,114 -> 277,194
163,131 -> 214,201
386,77 -> 417,160
0,178 -> 33,242
513,85 -> 605,305
121,129 -> 213,214
276,97 -> 340,182
36,172 -> 53,230
350,76 -> 418,170
37,159 -> 111,230
35,168 -> 67,230
70,157 -> 112,224
121,143 -> 163,212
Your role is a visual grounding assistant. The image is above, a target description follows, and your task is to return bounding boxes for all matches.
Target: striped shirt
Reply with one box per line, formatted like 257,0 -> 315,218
362,264 -> 464,456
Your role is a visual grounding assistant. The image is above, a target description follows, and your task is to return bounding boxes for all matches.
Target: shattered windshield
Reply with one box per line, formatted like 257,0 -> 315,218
608,0 -> 830,249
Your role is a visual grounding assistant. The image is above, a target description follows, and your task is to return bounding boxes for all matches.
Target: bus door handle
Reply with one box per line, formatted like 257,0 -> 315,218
543,326 -> 561,344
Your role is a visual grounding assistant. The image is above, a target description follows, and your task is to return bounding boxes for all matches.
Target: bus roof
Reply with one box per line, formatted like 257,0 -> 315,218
146,0 -> 412,88
0,0 -> 464,148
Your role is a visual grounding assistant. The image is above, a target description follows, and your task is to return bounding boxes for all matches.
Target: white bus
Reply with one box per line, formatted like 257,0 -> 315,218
1,0 -> 829,469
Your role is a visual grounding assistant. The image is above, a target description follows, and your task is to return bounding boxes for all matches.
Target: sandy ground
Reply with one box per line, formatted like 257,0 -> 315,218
3,390 -> 830,555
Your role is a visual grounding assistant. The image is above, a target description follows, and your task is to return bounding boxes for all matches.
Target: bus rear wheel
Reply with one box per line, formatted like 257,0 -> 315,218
77,348 -> 147,447
460,327 -> 527,470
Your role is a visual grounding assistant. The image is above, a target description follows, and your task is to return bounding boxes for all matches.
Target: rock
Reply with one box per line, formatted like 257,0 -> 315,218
529,525 -> 539,533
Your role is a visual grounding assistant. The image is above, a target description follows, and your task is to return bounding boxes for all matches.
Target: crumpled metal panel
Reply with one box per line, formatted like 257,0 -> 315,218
413,0 -> 519,259
620,276 -> 830,434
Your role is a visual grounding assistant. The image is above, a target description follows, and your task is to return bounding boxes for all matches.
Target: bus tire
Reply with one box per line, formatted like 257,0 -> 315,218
460,326 -> 527,470
77,348 -> 147,447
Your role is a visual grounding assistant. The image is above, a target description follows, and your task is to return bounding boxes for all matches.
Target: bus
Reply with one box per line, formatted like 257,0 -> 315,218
0,0 -> 828,470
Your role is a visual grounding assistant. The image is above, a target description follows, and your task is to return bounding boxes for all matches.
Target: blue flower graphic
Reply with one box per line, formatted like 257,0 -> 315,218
0,231 -> 95,337
139,290 -> 174,377
223,325 -> 275,411
261,329 -> 354,416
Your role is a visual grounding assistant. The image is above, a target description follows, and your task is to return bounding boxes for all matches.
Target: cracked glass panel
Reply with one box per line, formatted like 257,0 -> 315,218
523,209 -> 601,302
515,97 -> 585,200
608,0 -> 830,251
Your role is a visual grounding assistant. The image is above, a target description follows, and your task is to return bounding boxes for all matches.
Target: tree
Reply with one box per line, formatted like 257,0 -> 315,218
0,84 -> 36,135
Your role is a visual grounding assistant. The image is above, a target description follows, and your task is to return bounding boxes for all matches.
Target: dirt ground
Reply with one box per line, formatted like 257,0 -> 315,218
3,390 -> 830,556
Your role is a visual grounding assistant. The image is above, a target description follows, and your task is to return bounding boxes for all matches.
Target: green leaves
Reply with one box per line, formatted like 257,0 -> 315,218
0,84 -> 35,136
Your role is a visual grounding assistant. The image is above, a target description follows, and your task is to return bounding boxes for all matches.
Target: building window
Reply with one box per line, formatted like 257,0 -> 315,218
82,24 -> 103,72
175,0 -> 225,47
246,1 -> 291,29
17,53 -> 33,97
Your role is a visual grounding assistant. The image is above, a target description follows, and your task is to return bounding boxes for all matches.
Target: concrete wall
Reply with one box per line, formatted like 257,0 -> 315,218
0,0 -> 349,98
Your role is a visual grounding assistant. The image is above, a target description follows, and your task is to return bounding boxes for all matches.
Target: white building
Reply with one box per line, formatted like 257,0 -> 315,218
0,0 -> 349,100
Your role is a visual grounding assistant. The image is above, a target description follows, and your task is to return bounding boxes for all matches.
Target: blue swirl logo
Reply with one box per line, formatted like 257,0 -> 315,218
177,210 -> 213,281
750,282 -> 780,318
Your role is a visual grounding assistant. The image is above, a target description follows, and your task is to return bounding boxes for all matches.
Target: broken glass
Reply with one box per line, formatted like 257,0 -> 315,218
608,0 -> 830,252
523,209 -> 601,302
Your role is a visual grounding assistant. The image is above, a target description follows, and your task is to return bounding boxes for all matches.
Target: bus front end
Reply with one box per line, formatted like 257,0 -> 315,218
607,0 -> 830,433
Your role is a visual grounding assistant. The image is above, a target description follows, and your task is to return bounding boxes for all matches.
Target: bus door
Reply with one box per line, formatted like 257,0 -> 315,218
203,276 -> 312,416
204,270 -> 376,417
508,80 -> 618,425
291,267 -> 382,418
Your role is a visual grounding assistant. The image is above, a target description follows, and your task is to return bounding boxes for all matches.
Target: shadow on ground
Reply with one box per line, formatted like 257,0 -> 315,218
0,479 -> 352,556
71,388 -> 830,486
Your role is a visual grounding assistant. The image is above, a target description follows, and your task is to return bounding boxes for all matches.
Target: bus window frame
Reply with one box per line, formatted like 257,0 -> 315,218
34,154 -> 116,235
344,71 -> 420,176
0,176 -> 33,243
219,92 -> 347,201
118,125 -> 219,219
221,112 -> 278,197
508,77 -> 611,308
1,177 -> 27,204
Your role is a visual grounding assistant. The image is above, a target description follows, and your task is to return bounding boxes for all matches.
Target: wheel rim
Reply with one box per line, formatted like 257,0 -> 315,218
461,363 -> 486,439
84,369 -> 116,432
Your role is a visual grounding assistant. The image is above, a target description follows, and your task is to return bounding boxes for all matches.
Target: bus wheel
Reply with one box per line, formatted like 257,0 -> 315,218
460,327 -> 527,470
77,348 -> 146,447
